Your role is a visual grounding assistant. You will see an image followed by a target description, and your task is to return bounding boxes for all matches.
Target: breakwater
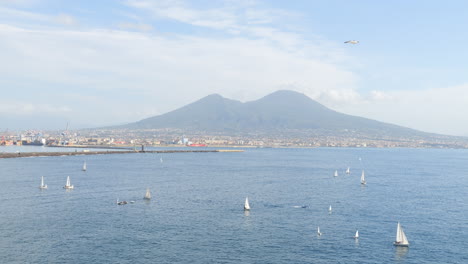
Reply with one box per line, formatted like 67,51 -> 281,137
0,149 -> 244,159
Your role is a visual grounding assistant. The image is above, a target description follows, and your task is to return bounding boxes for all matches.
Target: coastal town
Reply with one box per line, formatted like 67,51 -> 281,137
2,128 -> 468,149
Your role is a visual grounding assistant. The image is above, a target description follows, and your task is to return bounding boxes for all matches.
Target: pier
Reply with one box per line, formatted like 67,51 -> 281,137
0,149 -> 244,159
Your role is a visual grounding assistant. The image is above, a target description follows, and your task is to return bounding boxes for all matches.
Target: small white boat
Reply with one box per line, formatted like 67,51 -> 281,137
39,176 -> 47,189
346,167 -> 350,174
328,205 -> 332,213
63,176 -> 74,189
82,161 -> 87,171
361,170 -> 367,185
160,157 -> 163,163
354,230 -> 359,239
317,226 -> 322,236
144,188 -> 151,200
334,170 -> 338,177
244,197 -> 250,211
393,222 -> 409,247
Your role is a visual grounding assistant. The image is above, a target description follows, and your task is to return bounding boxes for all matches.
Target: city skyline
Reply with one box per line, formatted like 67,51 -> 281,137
1,1 -> 468,136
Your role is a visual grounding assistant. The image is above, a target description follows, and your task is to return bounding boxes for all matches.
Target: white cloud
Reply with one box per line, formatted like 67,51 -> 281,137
0,6 -> 48,22
118,22 -> 153,31
0,7 -> 78,28
125,0 -> 300,42
333,84 -> 468,136
0,0 -> 39,7
369,90 -> 394,101
126,0 -> 238,30
6,1 -> 467,136
0,24 -> 358,127
0,102 -> 71,115
55,13 -> 77,26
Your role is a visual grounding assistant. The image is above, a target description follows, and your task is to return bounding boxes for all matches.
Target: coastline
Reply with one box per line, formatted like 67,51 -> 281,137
0,149 -> 244,159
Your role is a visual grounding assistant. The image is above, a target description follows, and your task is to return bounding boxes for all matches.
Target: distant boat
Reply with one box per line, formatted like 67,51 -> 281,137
160,157 -> 163,163
393,222 -> 409,247
39,176 -> 47,189
117,198 -> 127,205
244,197 -> 250,211
328,205 -> 332,213
346,167 -> 350,174
317,226 -> 322,236
144,188 -> 151,200
361,170 -> 367,185
354,230 -> 359,239
334,170 -> 338,177
82,161 -> 87,171
63,176 -> 74,189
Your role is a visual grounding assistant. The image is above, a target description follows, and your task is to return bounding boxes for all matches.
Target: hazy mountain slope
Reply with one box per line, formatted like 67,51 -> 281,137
118,90 -> 422,136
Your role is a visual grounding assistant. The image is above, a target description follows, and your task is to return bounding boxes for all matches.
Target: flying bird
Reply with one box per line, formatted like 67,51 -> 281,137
344,40 -> 359,44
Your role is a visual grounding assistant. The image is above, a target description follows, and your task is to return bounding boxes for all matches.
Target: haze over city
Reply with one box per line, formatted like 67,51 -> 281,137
1,0 -> 468,136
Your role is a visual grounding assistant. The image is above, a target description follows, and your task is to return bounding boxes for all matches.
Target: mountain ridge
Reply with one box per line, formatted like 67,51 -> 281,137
114,90 -> 427,137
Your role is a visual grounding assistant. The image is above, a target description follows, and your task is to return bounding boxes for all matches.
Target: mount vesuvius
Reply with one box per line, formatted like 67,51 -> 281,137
116,90 -> 426,138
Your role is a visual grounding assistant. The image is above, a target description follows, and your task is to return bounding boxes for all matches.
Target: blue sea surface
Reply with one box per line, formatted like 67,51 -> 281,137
0,147 -> 467,263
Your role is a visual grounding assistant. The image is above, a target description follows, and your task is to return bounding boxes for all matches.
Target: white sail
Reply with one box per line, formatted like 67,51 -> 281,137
160,157 -> 163,163
394,222 -> 409,246
346,167 -> 350,174
354,230 -> 359,238
317,227 -> 322,236
82,162 -> 87,171
328,205 -> 332,213
334,170 -> 338,177
64,176 -> 74,189
244,197 -> 250,211
360,170 -> 366,185
144,188 -> 151,200
39,176 -> 47,189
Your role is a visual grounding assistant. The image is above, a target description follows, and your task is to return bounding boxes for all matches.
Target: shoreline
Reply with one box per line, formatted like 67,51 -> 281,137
0,149 -> 244,159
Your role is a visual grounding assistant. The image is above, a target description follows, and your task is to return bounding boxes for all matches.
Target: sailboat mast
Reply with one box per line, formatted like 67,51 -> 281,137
244,197 -> 250,210
396,222 -> 401,242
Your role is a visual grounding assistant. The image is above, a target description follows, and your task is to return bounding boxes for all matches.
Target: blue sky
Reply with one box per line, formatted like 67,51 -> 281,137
1,0 -> 468,135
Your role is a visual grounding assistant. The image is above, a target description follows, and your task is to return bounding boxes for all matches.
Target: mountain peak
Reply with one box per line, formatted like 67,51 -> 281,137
197,93 -> 225,103
268,90 -> 307,97
204,93 -> 224,99
119,90 -> 420,137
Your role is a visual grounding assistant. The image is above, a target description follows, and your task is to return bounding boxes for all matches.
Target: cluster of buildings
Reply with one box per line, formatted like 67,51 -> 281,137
2,128 -> 468,149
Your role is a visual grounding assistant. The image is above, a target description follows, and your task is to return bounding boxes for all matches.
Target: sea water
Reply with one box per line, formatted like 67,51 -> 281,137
0,147 -> 467,263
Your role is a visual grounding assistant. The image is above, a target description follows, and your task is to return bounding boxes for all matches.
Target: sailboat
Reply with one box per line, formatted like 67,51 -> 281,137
144,188 -> 151,200
346,167 -> 350,174
360,170 -> 367,185
328,205 -> 332,213
160,157 -> 163,163
354,230 -> 359,239
394,222 -> 409,247
39,176 -> 47,189
63,176 -> 74,189
317,227 -> 322,236
82,161 -> 87,171
117,198 -> 127,205
334,170 -> 338,177
244,197 -> 251,211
